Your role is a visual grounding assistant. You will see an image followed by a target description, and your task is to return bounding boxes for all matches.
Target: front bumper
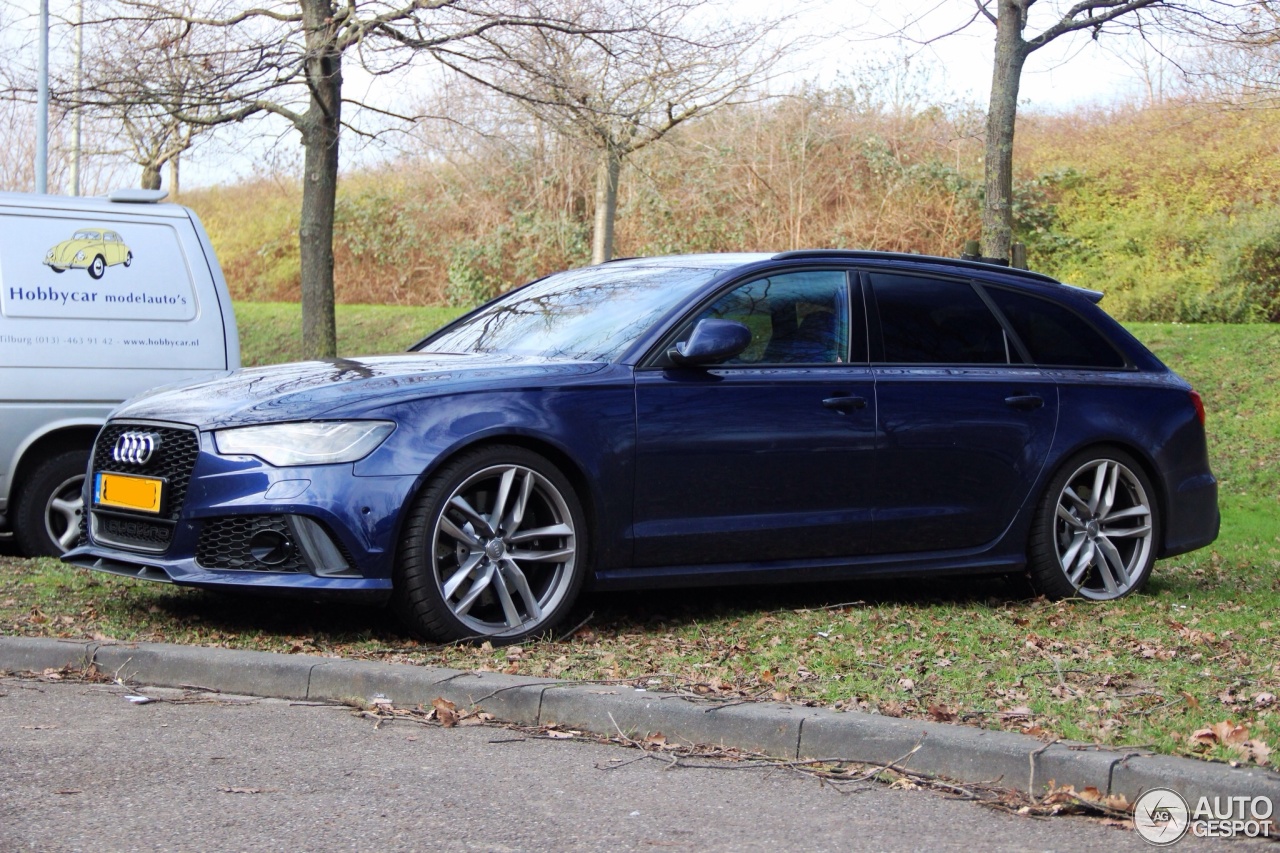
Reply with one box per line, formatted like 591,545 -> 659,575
63,425 -> 419,600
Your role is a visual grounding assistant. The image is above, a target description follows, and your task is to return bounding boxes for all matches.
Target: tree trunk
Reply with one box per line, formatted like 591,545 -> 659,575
140,162 -> 161,190
591,146 -> 621,264
297,0 -> 342,359
982,0 -> 1029,263
169,153 -> 179,197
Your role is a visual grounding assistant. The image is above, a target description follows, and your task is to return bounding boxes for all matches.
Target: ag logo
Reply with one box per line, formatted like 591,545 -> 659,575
1134,787 -> 1190,845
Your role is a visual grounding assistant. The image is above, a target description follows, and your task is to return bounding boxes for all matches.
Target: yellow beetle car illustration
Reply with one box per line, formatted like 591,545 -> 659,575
44,228 -> 133,279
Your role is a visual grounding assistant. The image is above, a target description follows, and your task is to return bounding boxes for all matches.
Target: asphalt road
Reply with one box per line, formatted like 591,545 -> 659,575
1,677 -> 1237,853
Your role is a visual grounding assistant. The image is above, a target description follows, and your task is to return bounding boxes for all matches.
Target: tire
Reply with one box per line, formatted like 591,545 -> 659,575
14,449 -> 90,557
392,445 -> 587,643
50,266 -> 65,274
123,251 -> 132,267
1027,447 -> 1158,601
88,255 -> 106,279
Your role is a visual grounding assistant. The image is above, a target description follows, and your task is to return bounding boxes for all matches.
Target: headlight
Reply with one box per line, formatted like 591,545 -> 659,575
45,250 -> 54,259
74,251 -> 85,261
214,421 -> 395,467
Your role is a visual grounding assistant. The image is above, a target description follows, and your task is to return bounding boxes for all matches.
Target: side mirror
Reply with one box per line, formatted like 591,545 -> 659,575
668,319 -> 752,367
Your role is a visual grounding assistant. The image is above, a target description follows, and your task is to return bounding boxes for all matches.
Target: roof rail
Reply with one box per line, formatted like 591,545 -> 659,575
107,188 -> 169,204
769,249 -> 1061,284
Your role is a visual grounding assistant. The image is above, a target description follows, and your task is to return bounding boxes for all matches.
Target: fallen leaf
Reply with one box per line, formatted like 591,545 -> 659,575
928,704 -> 955,722
431,697 -> 459,728
897,677 -> 915,691
544,730 -> 575,739
1213,720 -> 1251,746
1239,740 -> 1271,766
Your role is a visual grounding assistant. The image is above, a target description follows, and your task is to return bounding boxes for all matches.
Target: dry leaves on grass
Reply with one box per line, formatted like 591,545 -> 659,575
1188,720 -> 1272,765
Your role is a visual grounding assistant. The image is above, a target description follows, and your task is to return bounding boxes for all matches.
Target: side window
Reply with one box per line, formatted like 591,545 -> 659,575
985,287 -> 1127,368
871,273 -> 1011,364
692,270 -> 857,365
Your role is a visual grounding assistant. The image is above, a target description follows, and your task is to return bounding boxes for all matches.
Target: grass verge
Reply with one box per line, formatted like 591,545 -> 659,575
2,315 -> 1276,765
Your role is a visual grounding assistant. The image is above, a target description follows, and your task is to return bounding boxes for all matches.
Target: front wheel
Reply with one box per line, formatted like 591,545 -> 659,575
1028,448 -> 1158,601
14,449 -> 89,557
393,445 -> 587,643
88,255 -> 106,279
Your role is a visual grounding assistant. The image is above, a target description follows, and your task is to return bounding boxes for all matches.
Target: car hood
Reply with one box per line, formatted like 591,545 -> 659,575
110,353 -> 609,429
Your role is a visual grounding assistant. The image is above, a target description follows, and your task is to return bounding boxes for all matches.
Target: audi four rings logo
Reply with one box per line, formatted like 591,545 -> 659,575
111,432 -> 161,466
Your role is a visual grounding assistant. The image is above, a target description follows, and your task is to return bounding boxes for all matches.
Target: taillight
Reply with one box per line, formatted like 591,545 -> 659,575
1189,390 -> 1205,426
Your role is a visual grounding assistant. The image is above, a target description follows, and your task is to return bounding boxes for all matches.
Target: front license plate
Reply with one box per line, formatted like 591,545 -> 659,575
94,472 -> 164,514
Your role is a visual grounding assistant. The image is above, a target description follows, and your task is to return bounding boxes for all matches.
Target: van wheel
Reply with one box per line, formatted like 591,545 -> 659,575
88,255 -> 106,279
14,450 -> 89,557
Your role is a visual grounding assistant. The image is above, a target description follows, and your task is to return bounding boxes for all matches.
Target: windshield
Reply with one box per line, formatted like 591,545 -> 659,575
73,230 -> 101,240
416,264 -> 721,361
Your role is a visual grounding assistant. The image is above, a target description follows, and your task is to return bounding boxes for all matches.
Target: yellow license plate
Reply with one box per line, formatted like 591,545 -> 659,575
94,472 -> 164,514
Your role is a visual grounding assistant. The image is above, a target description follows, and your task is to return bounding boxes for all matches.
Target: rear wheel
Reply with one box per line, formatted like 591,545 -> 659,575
1028,448 -> 1158,601
14,449 -> 89,557
393,445 -> 587,643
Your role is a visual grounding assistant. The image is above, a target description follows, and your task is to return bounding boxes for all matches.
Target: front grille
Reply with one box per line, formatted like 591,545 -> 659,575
92,423 -> 200,521
196,515 -> 307,572
89,422 -> 200,553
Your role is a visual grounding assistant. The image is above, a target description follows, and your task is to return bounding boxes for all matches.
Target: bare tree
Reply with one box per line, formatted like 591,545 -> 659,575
68,0 -> 624,358
431,0 -> 783,263
1186,1 -> 1280,104
971,1 -> 1191,262
63,5 -> 228,192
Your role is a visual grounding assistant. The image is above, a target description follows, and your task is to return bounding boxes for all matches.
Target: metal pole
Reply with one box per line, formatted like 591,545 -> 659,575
36,0 -> 49,194
70,0 -> 84,195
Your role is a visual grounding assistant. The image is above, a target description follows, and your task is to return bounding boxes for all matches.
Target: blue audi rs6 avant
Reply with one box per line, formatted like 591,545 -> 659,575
65,251 -> 1220,642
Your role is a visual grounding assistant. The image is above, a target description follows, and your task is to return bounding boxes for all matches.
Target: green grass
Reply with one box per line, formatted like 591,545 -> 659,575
2,315 -> 1277,765
236,303 -> 466,366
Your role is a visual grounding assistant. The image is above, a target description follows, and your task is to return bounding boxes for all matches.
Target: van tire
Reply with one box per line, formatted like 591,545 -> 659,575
88,255 -> 106,279
14,449 -> 89,557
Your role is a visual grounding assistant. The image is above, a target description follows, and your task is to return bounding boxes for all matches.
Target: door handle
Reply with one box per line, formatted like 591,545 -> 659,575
823,395 -> 867,413
1004,394 -> 1044,411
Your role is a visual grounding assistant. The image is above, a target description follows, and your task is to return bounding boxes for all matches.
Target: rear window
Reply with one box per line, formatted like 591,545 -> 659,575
985,287 -> 1126,368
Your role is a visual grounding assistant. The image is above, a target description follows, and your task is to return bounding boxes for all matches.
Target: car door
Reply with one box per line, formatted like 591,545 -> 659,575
865,271 -> 1059,554
631,268 -> 878,568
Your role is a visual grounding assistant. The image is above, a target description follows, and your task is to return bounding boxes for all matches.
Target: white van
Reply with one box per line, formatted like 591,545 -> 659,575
0,189 -> 239,556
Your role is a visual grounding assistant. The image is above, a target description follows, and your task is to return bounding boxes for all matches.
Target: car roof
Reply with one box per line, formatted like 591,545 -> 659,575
601,250 -> 1102,302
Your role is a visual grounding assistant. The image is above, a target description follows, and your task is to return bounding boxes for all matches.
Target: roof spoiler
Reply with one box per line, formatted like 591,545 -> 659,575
1062,282 -> 1105,303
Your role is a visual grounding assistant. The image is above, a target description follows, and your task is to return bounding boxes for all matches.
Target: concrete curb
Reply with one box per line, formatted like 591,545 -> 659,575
4,635 -> 1278,806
